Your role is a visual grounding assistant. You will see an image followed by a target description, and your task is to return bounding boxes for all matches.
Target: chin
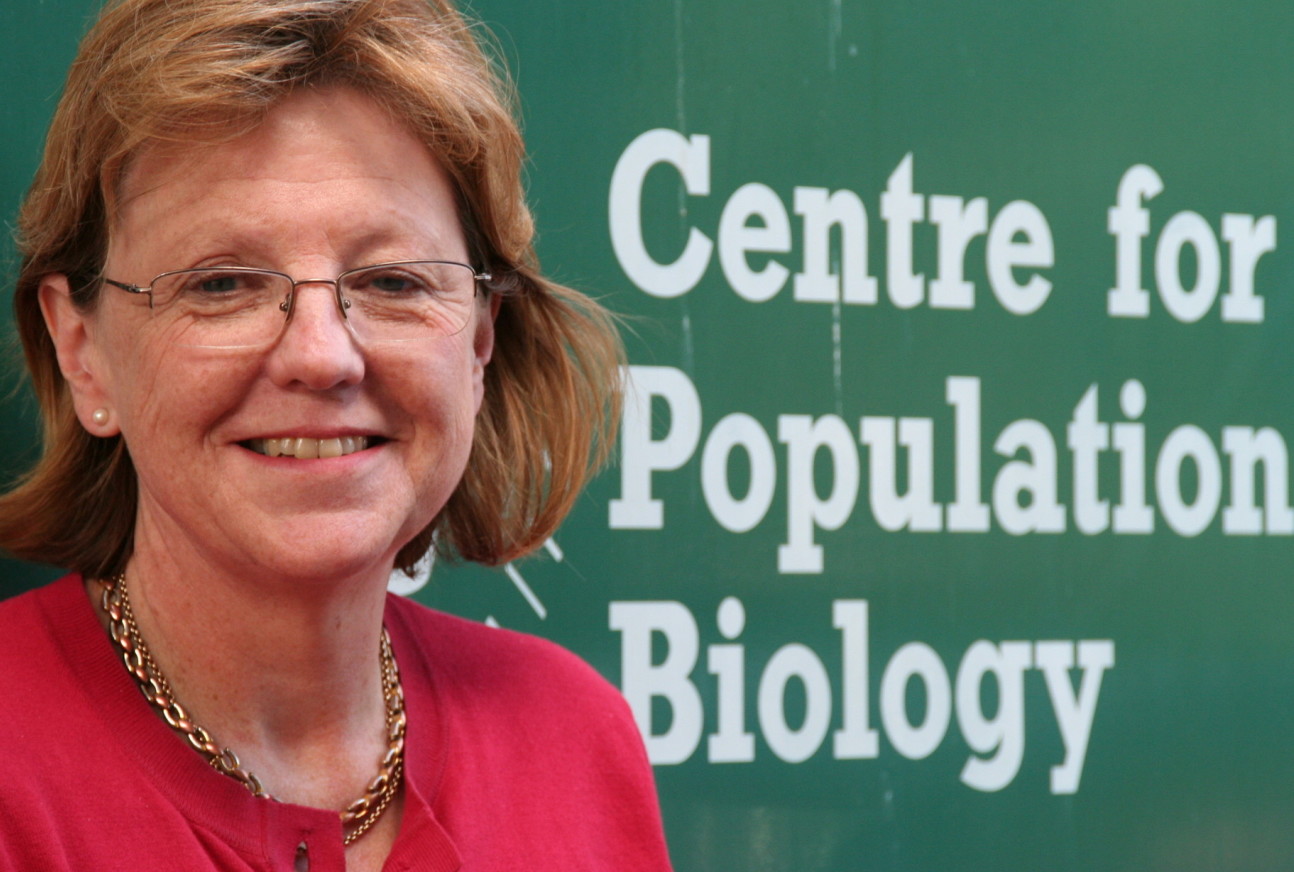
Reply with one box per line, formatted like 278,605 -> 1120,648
237,523 -> 406,585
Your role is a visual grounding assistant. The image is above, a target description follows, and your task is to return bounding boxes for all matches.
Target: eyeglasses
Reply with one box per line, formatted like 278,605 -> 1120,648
102,260 -> 492,349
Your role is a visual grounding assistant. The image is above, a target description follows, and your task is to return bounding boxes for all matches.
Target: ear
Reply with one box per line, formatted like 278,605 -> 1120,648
38,274 -> 120,436
471,292 -> 501,411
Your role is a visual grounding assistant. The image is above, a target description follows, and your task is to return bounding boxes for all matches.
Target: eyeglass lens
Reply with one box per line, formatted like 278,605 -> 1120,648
148,262 -> 479,348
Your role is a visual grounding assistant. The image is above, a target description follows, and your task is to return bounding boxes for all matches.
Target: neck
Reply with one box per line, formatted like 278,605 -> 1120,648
93,524 -> 398,816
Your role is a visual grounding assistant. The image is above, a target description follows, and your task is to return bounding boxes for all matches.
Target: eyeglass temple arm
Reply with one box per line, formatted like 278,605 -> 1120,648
102,278 -> 148,294
102,277 -> 156,308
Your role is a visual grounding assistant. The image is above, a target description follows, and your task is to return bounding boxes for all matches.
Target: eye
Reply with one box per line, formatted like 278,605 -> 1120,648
176,269 -> 269,294
155,269 -> 282,312
196,274 -> 242,294
355,267 -> 435,296
371,274 -> 421,293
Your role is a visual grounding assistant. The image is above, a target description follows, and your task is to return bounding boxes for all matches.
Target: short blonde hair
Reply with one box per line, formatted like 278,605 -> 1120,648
0,0 -> 622,575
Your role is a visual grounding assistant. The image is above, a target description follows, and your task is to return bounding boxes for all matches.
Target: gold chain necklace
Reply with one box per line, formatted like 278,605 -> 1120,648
99,573 -> 406,845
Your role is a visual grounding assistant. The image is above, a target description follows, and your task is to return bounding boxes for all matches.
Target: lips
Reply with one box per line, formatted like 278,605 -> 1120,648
244,436 -> 373,458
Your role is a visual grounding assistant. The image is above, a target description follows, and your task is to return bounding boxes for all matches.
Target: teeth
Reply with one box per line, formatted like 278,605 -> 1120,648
248,436 -> 370,458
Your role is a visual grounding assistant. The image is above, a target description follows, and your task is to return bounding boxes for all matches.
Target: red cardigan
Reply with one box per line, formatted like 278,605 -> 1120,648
0,574 -> 672,871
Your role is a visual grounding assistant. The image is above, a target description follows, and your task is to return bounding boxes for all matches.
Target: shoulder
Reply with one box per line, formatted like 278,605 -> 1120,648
0,575 -> 62,626
384,595 -> 651,764
385,596 -> 672,868
0,575 -> 113,756
387,593 -> 655,792
385,593 -> 628,715
0,576 -> 105,860
0,575 -> 81,689
0,585 -> 51,725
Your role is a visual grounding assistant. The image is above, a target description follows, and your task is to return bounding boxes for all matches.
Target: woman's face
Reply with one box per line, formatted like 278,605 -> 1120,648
44,87 -> 496,582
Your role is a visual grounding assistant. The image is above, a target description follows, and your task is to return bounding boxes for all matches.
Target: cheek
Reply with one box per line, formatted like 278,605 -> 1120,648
90,317 -> 167,424
109,344 -> 255,445
390,343 -> 482,452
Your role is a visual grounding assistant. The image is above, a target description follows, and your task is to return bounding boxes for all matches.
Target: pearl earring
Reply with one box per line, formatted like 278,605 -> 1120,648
91,409 -> 109,426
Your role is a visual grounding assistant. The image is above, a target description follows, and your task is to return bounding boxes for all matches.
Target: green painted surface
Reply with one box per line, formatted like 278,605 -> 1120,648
5,2 -> 1294,869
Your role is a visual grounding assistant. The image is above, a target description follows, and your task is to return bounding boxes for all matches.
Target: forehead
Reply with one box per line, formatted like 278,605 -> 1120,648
110,87 -> 464,265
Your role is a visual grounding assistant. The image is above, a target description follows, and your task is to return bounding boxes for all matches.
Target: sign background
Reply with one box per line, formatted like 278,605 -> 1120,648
4,2 -> 1294,870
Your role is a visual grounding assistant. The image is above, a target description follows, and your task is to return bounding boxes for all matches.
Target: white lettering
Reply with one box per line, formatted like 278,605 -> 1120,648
610,365 -> 702,529
777,415 -> 860,574
880,153 -> 926,309
956,641 -> 1032,792
1220,213 -> 1276,323
859,416 -> 943,532
793,186 -> 878,304
719,182 -> 792,303
610,599 -> 1116,794
947,376 -> 991,532
702,412 -> 777,533
1034,640 -> 1115,795
708,597 -> 756,762
1106,164 -> 1163,317
1112,379 -> 1154,534
1222,426 -> 1294,535
1105,163 -> 1274,323
1155,211 -> 1221,323
610,601 -> 703,765
880,642 -> 951,760
758,644 -> 833,764
833,600 -> 879,759
608,129 -> 713,297
928,195 -> 987,309
986,200 -> 1054,315
1068,385 -> 1110,535
993,419 -> 1066,535
1155,424 -> 1223,536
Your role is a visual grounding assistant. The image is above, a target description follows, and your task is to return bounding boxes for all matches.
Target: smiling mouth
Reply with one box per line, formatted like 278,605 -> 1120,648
244,436 -> 376,459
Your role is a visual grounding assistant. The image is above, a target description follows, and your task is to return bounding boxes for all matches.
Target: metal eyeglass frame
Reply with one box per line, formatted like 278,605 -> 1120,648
101,260 -> 493,327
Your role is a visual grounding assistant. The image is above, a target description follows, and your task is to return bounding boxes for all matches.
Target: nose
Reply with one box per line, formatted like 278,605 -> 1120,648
264,280 -> 365,390
280,277 -> 350,322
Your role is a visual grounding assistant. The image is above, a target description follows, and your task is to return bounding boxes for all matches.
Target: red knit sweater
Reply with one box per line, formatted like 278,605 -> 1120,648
0,575 -> 672,871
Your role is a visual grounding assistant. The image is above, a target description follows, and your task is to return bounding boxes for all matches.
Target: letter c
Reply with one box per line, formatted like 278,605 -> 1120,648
609,129 -> 713,298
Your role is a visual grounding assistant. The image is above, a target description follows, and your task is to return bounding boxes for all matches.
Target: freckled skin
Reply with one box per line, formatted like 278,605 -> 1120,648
48,87 -> 496,585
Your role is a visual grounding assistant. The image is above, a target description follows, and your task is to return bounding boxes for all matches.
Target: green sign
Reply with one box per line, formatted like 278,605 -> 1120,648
5,2 -> 1294,870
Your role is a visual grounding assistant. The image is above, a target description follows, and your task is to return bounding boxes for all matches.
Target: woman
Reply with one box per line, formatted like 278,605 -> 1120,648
0,0 -> 671,869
